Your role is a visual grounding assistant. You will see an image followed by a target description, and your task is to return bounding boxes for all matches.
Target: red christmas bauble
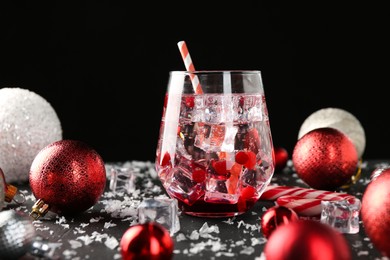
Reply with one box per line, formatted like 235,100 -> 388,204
264,219 -> 351,260
261,205 -> 299,239
361,170 -> 390,257
29,139 -> 106,216
274,147 -> 289,172
120,222 -> 174,260
292,127 -> 358,190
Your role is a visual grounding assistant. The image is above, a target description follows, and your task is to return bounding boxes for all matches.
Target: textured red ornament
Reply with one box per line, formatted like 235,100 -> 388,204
361,170 -> 390,257
292,127 -> 358,190
29,139 -> 106,216
264,219 -> 351,260
274,147 -> 289,172
120,222 -> 174,260
260,205 -> 299,239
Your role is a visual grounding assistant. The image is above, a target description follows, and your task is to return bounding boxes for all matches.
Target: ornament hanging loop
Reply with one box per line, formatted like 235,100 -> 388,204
30,199 -> 50,220
341,159 -> 363,189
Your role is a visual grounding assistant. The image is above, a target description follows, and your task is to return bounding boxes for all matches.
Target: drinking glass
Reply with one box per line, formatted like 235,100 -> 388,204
155,70 -> 275,217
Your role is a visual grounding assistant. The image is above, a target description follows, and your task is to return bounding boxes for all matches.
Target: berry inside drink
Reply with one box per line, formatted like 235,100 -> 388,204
156,92 -> 274,217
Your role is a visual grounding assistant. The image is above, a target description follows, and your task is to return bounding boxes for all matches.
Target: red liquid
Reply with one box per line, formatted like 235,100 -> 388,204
177,196 -> 258,218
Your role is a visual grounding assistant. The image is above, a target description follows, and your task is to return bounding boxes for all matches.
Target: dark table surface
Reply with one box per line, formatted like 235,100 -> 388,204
3,159 -> 389,260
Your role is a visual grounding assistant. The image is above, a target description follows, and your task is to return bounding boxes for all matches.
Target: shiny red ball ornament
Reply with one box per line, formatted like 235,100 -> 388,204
29,140 -> 106,218
264,219 -> 351,260
120,222 -> 174,260
261,205 -> 299,239
361,169 -> 390,257
292,127 -> 358,190
274,147 -> 289,172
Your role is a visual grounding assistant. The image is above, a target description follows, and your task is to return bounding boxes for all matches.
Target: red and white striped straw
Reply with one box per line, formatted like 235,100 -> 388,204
260,185 -> 358,216
177,41 -> 203,94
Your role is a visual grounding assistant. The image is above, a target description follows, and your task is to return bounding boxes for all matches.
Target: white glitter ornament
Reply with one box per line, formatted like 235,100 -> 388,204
0,87 -> 62,184
298,107 -> 366,158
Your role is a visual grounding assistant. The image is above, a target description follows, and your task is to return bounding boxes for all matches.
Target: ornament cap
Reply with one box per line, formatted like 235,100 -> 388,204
5,184 -> 17,202
30,199 -> 50,220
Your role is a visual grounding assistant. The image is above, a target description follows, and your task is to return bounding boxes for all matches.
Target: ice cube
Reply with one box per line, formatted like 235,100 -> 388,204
163,160 -> 205,206
109,166 -> 136,194
320,198 -> 361,234
205,178 -> 238,204
137,198 -> 180,236
194,123 -> 238,153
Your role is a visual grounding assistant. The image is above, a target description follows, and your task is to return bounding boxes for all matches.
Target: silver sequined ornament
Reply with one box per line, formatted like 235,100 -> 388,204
0,210 -> 36,259
0,87 -> 63,184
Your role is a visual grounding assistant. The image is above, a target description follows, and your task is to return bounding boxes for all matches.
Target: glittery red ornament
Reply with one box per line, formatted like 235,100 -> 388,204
120,222 -> 174,260
29,140 -> 106,218
274,147 -> 289,172
261,205 -> 299,239
264,219 -> 351,260
292,127 -> 358,190
361,170 -> 390,257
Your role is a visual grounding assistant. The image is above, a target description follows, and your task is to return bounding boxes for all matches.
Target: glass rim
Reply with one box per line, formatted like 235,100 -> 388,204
170,70 -> 261,75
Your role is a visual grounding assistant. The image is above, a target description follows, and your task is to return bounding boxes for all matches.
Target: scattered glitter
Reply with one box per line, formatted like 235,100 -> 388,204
189,230 -> 200,240
176,233 -> 187,242
8,160 -> 378,259
69,240 -> 83,249
251,237 -> 267,246
104,221 -> 117,229
56,216 -> 67,225
74,227 -> 86,234
104,236 -> 119,250
90,217 -> 103,223
240,246 -> 255,255
357,251 -> 369,256
63,249 -> 77,257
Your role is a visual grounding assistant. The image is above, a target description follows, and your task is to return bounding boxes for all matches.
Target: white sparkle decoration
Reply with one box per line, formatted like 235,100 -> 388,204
0,87 -> 62,183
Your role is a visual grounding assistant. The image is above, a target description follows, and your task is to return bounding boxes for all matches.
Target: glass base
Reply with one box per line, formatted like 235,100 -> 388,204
183,211 -> 243,218
177,198 -> 257,218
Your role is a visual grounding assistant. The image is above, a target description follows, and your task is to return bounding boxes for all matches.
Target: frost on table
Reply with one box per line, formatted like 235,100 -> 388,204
137,197 -> 180,236
320,198 -> 361,234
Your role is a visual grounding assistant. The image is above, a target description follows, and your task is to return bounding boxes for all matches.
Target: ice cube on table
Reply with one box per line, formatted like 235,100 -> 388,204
137,198 -> 180,236
320,198 -> 361,234
109,166 -> 136,194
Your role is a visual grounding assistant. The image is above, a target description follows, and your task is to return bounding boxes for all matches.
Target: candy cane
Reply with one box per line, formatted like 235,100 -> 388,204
260,185 -> 357,216
260,185 -> 354,201
275,196 -> 323,216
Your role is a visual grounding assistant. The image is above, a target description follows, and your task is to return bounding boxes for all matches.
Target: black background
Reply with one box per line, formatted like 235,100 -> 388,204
1,2 -> 388,163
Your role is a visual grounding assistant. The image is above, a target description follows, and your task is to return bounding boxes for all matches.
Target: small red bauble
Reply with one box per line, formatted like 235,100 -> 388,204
274,147 -> 289,172
120,222 -> 174,260
261,205 -> 299,239
29,140 -> 106,217
292,127 -> 358,190
264,219 -> 351,260
361,169 -> 390,257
